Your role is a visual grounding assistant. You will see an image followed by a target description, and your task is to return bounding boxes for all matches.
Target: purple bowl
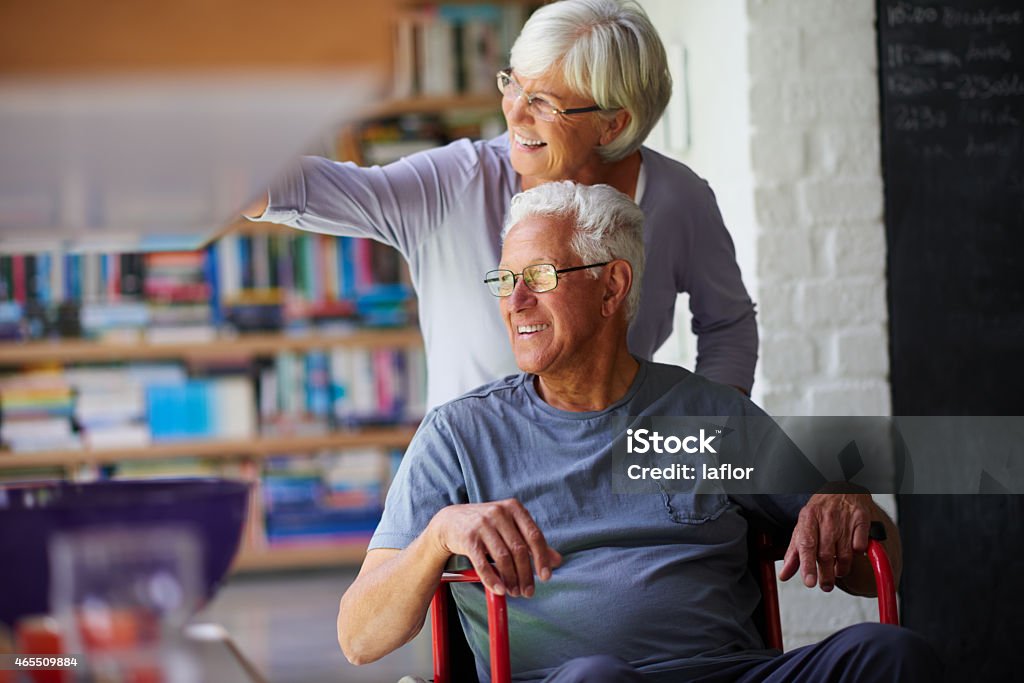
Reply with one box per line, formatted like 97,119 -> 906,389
0,478 -> 249,628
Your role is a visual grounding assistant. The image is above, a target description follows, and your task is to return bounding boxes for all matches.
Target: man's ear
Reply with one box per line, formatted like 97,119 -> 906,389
598,109 -> 632,147
601,259 -> 633,319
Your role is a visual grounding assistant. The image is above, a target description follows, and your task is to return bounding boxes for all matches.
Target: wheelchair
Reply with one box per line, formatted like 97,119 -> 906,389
427,521 -> 898,683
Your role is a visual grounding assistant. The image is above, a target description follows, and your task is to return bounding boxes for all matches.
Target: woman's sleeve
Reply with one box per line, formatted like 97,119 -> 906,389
254,141 -> 477,260
684,183 -> 759,393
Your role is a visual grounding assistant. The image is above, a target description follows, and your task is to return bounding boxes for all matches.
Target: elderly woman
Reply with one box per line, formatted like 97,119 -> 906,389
246,0 -> 756,408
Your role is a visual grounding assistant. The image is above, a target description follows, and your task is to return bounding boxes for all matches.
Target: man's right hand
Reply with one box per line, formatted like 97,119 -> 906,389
427,499 -> 562,598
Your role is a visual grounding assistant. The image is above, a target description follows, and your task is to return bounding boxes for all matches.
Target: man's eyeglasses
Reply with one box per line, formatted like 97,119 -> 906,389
496,68 -> 604,122
483,262 -> 609,297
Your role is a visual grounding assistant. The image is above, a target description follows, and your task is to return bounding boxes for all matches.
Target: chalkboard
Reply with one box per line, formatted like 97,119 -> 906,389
878,3 -> 1024,681
879,0 -> 1024,415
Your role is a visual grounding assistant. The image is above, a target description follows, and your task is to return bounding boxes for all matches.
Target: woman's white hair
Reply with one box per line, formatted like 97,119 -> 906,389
502,181 -> 645,321
510,0 -> 671,162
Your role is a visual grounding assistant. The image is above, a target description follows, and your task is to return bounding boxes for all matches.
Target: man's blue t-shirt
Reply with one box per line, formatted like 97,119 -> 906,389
370,360 -> 813,682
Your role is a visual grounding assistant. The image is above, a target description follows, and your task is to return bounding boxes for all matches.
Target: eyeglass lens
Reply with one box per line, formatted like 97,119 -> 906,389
485,264 -> 559,296
497,72 -> 558,122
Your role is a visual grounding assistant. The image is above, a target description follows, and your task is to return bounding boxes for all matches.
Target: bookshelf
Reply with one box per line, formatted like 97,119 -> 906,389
0,426 -> 418,472
0,235 -> 426,572
0,1 -> 538,573
336,1 -> 539,165
0,331 -> 423,573
235,541 -> 372,572
0,328 -> 422,365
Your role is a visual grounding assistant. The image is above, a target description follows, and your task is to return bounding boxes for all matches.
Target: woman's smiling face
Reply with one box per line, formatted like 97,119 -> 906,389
502,69 -> 612,187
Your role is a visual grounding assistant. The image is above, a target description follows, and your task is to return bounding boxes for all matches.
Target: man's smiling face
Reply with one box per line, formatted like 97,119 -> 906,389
498,214 -> 606,378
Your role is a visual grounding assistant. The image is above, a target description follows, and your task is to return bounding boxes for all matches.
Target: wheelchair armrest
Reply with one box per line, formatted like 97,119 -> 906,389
432,557 -> 511,683
755,520 -> 899,649
868,521 -> 899,625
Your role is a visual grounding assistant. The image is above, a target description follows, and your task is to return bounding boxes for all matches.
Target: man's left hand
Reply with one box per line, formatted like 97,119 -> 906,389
778,493 -> 873,592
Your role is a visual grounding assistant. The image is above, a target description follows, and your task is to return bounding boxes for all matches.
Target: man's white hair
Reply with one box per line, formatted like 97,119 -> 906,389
502,181 -> 645,321
510,0 -> 671,162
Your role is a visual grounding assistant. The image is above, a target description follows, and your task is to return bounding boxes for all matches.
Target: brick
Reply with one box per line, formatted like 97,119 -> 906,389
751,128 -> 806,184
800,278 -> 887,328
748,26 -> 801,76
759,384 -> 809,416
827,224 -> 887,278
782,79 -> 879,124
815,78 -> 879,123
800,178 -> 883,224
831,326 -> 890,377
757,230 -> 815,282
777,80 -> 823,123
749,80 -> 787,127
799,28 -> 878,74
761,332 -> 817,383
755,282 -> 801,330
807,126 -> 882,178
807,380 -> 892,416
747,0 -> 875,29
754,185 -> 804,231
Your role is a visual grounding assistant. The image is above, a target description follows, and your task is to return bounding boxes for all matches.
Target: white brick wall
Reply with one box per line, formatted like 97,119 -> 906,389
746,0 -> 891,644
748,0 -> 888,420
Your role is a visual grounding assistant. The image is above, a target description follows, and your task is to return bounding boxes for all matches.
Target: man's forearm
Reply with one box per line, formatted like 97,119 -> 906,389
337,527 -> 451,665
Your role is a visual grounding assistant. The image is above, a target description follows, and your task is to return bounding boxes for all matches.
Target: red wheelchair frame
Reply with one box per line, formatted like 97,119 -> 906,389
429,521 -> 899,683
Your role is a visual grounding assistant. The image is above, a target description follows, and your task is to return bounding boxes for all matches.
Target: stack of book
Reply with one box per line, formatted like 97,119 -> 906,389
0,368 -> 79,452
0,362 -> 265,453
392,3 -> 529,99
258,346 -> 426,434
144,251 -> 216,342
262,449 -> 386,544
0,230 -> 416,341
65,365 -> 163,449
217,231 -> 412,329
145,375 -> 257,442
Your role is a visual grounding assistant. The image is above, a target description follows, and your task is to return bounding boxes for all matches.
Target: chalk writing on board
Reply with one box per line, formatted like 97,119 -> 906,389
885,3 -> 1023,30
886,74 -> 938,96
885,3 -> 939,27
965,41 -> 1012,63
954,73 -> 1024,99
887,44 -> 962,67
920,144 -> 954,160
894,104 -> 948,131
963,105 -> 1022,127
940,7 -> 1023,31
965,134 -> 1015,158
886,73 -> 1024,99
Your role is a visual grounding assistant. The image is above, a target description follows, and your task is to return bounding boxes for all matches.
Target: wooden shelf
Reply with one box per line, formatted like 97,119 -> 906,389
0,328 -> 422,365
232,538 -> 371,572
0,427 -> 418,471
363,93 -> 500,119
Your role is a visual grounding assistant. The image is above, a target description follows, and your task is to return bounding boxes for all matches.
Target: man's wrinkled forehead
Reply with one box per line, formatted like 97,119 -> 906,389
500,214 -> 577,267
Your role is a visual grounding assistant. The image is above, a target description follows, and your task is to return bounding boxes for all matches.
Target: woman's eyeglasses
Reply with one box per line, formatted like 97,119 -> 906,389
496,69 -> 604,122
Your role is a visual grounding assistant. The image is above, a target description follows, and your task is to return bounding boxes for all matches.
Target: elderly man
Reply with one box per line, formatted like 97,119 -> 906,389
337,182 -> 939,682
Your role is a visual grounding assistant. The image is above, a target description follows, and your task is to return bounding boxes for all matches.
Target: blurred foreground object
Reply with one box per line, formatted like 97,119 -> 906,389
0,479 -> 249,628
50,527 -> 204,682
0,0 -> 395,251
